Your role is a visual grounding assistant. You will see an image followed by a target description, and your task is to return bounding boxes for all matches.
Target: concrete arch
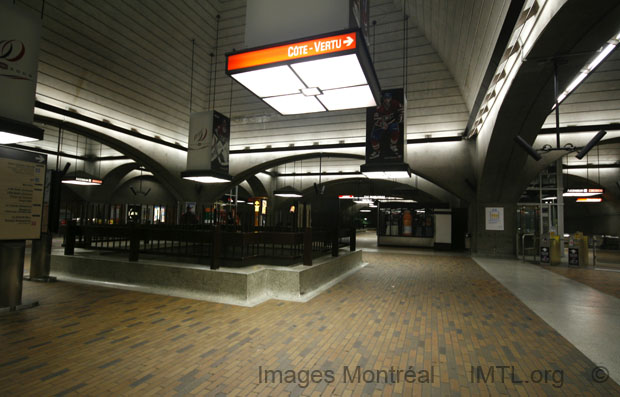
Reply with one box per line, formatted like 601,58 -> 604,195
477,0 -> 620,203
246,175 -> 268,197
96,162 -> 141,201
298,177 -> 443,204
207,152 -> 365,201
36,115 -> 190,201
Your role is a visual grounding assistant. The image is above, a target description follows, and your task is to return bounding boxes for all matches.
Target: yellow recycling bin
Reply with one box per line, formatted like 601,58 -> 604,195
549,234 -> 561,266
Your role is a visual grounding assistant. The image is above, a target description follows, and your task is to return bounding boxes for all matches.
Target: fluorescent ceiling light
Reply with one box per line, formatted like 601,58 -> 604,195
564,72 -> 588,96
554,31 -> 620,107
318,85 -> 376,111
360,209 -> 371,212
263,94 -> 325,115
230,66 -> 305,97
0,131 -> 39,144
362,170 -> 411,179
183,176 -> 230,183
301,87 -> 322,96
587,43 -> 616,72
226,29 -> 381,115
360,163 -> 411,179
274,185 -> 303,198
181,170 -> 232,184
0,117 -> 44,144
291,54 -> 367,90
62,177 -> 103,186
563,192 -> 602,197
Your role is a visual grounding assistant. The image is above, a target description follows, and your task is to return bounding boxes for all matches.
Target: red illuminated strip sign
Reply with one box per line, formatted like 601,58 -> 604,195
576,198 -> 602,202
227,31 -> 357,72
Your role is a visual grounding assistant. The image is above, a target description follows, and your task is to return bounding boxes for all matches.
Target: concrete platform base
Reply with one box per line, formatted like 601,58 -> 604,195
50,250 -> 365,307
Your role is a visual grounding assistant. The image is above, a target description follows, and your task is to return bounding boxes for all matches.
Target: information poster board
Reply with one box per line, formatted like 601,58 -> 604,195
485,207 -> 504,231
0,146 -> 46,240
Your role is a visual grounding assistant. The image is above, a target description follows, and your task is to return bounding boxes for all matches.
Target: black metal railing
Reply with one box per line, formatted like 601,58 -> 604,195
63,223 -> 355,268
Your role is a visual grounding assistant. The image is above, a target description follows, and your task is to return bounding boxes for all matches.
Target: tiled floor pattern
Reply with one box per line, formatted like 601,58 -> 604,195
2,252 -> 619,396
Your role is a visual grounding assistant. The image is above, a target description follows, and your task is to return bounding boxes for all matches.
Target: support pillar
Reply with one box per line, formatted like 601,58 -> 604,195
26,233 -> 56,282
556,159 -> 565,257
0,241 -> 26,309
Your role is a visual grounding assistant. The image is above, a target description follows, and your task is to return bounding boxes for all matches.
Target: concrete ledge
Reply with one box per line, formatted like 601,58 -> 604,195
50,250 -> 365,307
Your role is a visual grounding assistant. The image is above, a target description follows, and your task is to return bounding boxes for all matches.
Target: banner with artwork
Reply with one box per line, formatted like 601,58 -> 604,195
350,0 -> 369,45
365,88 -> 406,164
187,110 -> 230,174
210,111 -> 230,174
0,3 -> 41,124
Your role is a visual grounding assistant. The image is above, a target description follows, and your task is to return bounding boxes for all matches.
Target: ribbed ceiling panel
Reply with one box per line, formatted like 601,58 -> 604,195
21,0 -> 219,145
404,0 -> 511,111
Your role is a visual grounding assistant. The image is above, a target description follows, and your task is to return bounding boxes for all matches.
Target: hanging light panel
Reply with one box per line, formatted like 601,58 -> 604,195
61,177 -> 103,186
226,29 -> 381,115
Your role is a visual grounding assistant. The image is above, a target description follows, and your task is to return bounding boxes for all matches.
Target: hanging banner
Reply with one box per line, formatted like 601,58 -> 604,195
365,88 -> 406,164
0,3 -> 41,124
187,110 -> 230,174
350,0 -> 369,45
211,111 -> 230,175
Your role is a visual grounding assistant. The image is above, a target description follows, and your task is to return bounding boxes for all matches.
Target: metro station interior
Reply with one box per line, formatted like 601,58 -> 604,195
1,0 -> 620,395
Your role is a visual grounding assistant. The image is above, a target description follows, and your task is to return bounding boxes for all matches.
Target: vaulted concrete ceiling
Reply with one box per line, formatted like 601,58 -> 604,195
9,0 -> 620,204
398,0 -> 512,111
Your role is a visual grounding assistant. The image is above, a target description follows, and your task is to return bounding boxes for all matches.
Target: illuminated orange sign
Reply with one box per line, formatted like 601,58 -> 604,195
576,198 -> 602,203
227,31 -> 357,71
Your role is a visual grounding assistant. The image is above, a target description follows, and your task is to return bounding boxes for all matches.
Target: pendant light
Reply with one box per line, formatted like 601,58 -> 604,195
62,133 -> 102,186
181,21 -> 234,184
274,162 -> 302,198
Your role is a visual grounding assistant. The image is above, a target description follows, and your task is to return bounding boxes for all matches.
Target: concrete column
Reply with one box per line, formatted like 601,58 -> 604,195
29,233 -> 52,279
0,241 -> 26,308
556,159 -> 565,257
473,202 -> 517,258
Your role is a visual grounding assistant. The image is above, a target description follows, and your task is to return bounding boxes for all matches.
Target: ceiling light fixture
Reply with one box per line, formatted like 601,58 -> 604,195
226,29 -> 380,115
181,169 -> 232,184
555,31 -> 620,108
360,162 -> 411,179
62,177 -> 102,186
273,162 -> 303,198
274,185 -> 303,198
62,133 -> 102,186
0,116 -> 43,144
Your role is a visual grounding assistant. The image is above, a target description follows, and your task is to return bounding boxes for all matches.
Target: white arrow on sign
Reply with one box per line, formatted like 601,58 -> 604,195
344,36 -> 354,47
35,155 -> 45,163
